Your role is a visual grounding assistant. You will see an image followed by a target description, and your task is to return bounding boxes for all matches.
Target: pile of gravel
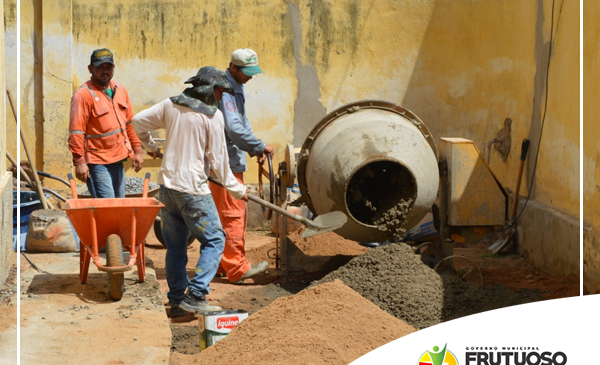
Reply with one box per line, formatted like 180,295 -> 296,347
124,177 -> 159,194
0,266 -> 17,306
311,242 -> 543,329
80,177 -> 159,196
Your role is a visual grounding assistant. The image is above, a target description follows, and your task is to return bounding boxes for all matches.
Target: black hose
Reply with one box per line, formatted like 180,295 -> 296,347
36,171 -> 70,187
26,184 -> 67,202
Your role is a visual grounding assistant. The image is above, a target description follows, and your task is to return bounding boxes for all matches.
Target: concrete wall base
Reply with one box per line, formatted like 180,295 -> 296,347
0,172 -> 13,284
583,222 -> 599,294
516,198 -> 579,277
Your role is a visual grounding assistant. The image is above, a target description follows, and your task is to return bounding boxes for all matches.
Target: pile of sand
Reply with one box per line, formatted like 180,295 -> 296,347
194,280 -> 416,365
287,228 -> 368,256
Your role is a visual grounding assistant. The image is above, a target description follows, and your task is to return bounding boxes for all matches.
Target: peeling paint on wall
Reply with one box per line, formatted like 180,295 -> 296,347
288,2 -> 326,146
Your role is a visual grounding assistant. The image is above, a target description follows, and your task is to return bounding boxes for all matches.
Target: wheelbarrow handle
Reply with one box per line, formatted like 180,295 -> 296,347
67,173 -> 78,199
143,172 -> 151,198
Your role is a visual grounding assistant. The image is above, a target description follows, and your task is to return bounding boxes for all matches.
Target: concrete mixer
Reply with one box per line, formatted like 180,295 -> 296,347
296,100 -> 439,243
264,99 -> 508,278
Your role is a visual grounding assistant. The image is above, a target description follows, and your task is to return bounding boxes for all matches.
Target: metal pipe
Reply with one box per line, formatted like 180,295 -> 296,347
7,89 -> 53,210
6,151 -> 35,188
486,138 -> 502,164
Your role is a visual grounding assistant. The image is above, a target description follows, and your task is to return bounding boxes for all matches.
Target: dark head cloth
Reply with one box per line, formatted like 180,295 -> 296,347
170,66 -> 233,115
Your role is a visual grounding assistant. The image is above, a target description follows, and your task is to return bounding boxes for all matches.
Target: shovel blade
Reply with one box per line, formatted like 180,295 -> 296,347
487,229 -> 515,254
300,211 -> 347,239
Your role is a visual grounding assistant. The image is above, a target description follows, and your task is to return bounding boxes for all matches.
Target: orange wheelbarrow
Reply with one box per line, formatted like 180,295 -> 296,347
62,173 -> 164,301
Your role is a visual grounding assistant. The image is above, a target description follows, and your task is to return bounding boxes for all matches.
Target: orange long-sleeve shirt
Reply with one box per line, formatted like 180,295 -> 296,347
68,79 -> 142,165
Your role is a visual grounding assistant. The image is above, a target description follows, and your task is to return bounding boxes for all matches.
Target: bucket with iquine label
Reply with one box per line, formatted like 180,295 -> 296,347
198,310 -> 248,350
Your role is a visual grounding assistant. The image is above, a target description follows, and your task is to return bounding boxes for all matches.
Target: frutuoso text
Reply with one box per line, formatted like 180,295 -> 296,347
465,351 -> 567,365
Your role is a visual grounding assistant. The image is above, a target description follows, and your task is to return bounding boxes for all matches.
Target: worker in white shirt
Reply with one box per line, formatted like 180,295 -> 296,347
132,66 -> 248,315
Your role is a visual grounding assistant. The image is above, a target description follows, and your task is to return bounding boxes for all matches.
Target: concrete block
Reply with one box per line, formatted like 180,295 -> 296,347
246,184 -> 272,231
0,172 -> 13,284
516,198 -> 579,277
583,222 -> 600,294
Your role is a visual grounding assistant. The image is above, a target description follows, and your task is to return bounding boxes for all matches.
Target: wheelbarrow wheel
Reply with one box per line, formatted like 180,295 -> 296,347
153,220 -> 195,248
106,234 -> 125,301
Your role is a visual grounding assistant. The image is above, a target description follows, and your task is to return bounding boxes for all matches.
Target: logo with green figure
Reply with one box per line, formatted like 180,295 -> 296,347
418,344 -> 459,365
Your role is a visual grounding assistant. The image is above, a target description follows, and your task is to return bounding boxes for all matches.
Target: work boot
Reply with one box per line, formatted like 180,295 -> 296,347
167,304 -> 186,318
179,291 -> 222,314
232,261 -> 269,284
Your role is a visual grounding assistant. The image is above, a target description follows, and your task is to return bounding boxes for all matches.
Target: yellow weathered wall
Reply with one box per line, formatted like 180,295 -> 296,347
15,0 -> 40,176
583,0 -> 600,293
16,0 -> 579,207
399,0 -> 579,218
534,0 -> 579,216
67,0 -> 297,186
15,0 -> 579,270
4,0 -> 16,159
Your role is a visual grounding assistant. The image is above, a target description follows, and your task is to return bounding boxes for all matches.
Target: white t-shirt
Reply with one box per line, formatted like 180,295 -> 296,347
132,98 -> 246,199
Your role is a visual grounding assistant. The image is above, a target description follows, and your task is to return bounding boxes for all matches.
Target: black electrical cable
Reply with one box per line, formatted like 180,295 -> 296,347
511,0 -> 558,227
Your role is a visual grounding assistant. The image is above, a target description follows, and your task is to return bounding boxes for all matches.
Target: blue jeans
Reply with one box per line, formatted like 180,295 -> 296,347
86,162 -> 125,198
159,186 -> 225,305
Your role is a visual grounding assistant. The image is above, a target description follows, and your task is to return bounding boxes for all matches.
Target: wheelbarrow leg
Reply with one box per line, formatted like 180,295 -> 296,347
80,244 -> 91,284
136,242 -> 146,283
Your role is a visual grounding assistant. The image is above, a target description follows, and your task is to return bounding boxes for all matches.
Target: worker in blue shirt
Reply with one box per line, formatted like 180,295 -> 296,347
209,48 -> 275,284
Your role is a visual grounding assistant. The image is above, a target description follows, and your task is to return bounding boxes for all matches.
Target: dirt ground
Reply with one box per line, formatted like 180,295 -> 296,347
0,262 -> 17,364
138,226 -> 579,363
19,249 -> 171,365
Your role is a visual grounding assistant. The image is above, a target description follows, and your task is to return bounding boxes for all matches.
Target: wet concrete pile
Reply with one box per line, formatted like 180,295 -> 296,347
346,161 -> 417,240
311,242 -> 544,329
194,280 -> 416,365
373,196 -> 416,239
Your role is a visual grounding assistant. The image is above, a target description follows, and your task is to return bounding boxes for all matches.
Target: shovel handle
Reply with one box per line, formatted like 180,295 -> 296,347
246,193 -> 307,222
510,139 -> 530,221
207,176 -> 305,223
67,173 -> 78,199
142,172 -> 151,198
156,150 -> 308,224
520,139 -> 530,161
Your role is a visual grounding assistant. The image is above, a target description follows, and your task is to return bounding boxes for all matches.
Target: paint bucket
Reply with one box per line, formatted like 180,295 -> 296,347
198,310 -> 248,351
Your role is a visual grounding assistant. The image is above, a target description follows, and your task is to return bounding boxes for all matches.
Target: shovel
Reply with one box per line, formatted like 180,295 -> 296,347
151,151 -> 346,237
207,176 -> 347,238
488,139 -> 530,254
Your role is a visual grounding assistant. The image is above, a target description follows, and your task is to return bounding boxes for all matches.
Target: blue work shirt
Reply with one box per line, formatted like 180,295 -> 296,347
218,69 -> 267,173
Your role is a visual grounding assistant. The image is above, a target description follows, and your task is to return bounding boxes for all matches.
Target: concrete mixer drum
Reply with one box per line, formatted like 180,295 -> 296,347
297,100 -> 439,243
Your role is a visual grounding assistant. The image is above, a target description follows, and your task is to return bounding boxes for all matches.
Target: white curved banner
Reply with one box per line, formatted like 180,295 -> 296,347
352,295 -> 593,365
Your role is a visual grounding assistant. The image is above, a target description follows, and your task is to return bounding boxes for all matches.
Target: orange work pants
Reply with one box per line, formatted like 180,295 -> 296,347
209,172 -> 250,283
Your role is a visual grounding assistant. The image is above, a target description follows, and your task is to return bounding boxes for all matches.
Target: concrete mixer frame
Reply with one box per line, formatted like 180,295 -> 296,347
268,100 -> 508,279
